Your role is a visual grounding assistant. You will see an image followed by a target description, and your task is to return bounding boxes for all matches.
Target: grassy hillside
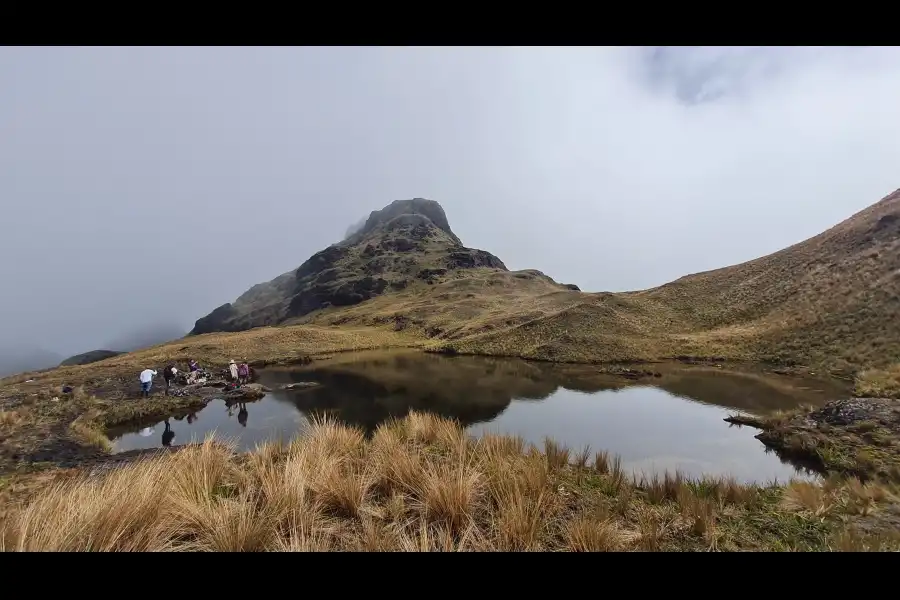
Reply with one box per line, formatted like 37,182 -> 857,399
0,325 -> 418,391
296,188 -> 900,379
3,191 -> 899,552
7,189 -> 898,391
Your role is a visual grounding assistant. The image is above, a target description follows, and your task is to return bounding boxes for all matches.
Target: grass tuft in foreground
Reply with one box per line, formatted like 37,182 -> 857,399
2,412 -> 898,552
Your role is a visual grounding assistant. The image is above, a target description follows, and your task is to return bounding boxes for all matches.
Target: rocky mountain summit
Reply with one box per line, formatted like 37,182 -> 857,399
191,199 -> 510,335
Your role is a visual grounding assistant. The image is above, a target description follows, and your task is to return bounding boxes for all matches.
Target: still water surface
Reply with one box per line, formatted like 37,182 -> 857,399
110,351 -> 849,483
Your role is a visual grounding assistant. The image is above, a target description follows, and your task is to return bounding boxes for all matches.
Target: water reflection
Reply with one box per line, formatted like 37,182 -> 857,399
109,351 -> 849,483
162,419 -> 175,447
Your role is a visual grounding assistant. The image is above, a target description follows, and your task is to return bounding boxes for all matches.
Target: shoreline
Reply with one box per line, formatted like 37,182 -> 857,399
0,344 -> 861,476
725,396 -> 900,483
3,412 -> 898,551
1,331 -> 897,551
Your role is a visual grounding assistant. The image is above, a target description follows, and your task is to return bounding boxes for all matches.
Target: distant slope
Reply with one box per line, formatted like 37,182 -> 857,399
60,349 -> 123,367
191,189 -> 900,373
103,323 -> 186,353
627,188 -> 900,369
0,347 -> 64,378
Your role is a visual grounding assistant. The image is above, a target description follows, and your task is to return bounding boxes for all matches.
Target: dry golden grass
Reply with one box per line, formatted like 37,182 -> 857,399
4,192 -> 896,415
0,324 -> 418,391
2,412 -> 897,552
854,363 -> 900,398
288,189 -> 900,386
0,410 -> 24,426
728,396 -> 900,483
0,325 -> 420,473
4,188 -> 893,425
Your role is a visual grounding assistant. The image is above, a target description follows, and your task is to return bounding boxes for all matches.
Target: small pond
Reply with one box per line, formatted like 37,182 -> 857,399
109,351 -> 850,483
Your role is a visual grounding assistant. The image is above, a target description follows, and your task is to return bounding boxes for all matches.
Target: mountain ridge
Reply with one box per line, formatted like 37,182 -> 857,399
190,189 -> 900,374
191,198 -> 535,335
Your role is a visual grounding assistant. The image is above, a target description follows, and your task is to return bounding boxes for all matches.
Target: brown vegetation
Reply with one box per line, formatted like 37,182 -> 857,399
0,327 -> 416,480
14,188 -> 887,399
297,189 -> 900,383
2,189 -> 899,550
3,413 -> 897,552
0,325 -> 417,390
854,363 -> 900,398
726,397 -> 900,482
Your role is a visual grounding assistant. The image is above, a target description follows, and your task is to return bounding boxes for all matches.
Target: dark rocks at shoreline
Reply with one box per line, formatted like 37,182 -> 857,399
165,388 -> 193,398
673,355 -> 728,365
725,397 -> 899,432
804,397 -> 900,430
725,396 -> 900,481
280,382 -> 320,391
224,383 -> 270,401
613,367 -> 662,380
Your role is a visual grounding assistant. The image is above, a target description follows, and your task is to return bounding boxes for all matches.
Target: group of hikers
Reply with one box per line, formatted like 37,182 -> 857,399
137,358 -> 251,398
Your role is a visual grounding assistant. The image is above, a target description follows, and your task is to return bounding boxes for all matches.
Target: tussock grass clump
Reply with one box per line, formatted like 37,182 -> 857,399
854,363 -> 900,399
1,412 -> 898,552
0,410 -> 25,426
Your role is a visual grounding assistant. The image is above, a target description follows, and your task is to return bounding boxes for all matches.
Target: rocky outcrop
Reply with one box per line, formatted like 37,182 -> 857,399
343,198 -> 460,246
190,198 -> 510,335
192,304 -> 241,336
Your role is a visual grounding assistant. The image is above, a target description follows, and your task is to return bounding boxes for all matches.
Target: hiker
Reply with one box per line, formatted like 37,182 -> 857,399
163,364 -> 177,395
237,362 -> 250,385
237,403 -> 248,427
189,359 -> 200,372
228,359 -> 239,382
162,419 -> 175,447
139,368 -> 157,398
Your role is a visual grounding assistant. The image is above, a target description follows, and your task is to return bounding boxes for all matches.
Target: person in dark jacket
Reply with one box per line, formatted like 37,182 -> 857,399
162,364 -> 177,395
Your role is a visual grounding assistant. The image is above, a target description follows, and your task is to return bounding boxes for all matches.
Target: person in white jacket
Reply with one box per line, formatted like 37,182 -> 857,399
139,368 -> 157,398
228,360 -> 239,382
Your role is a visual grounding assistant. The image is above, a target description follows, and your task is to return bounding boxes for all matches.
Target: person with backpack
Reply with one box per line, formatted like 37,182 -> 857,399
237,362 -> 250,384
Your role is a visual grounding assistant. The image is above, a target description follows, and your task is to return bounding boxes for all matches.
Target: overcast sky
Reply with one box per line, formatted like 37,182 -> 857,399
2,46 -> 899,356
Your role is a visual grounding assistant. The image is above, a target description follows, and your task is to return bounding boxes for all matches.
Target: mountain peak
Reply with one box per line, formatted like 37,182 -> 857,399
190,198 -> 505,335
344,198 -> 460,245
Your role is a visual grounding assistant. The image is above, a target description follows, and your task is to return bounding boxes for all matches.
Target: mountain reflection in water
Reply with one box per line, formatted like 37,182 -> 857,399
110,351 -> 849,483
